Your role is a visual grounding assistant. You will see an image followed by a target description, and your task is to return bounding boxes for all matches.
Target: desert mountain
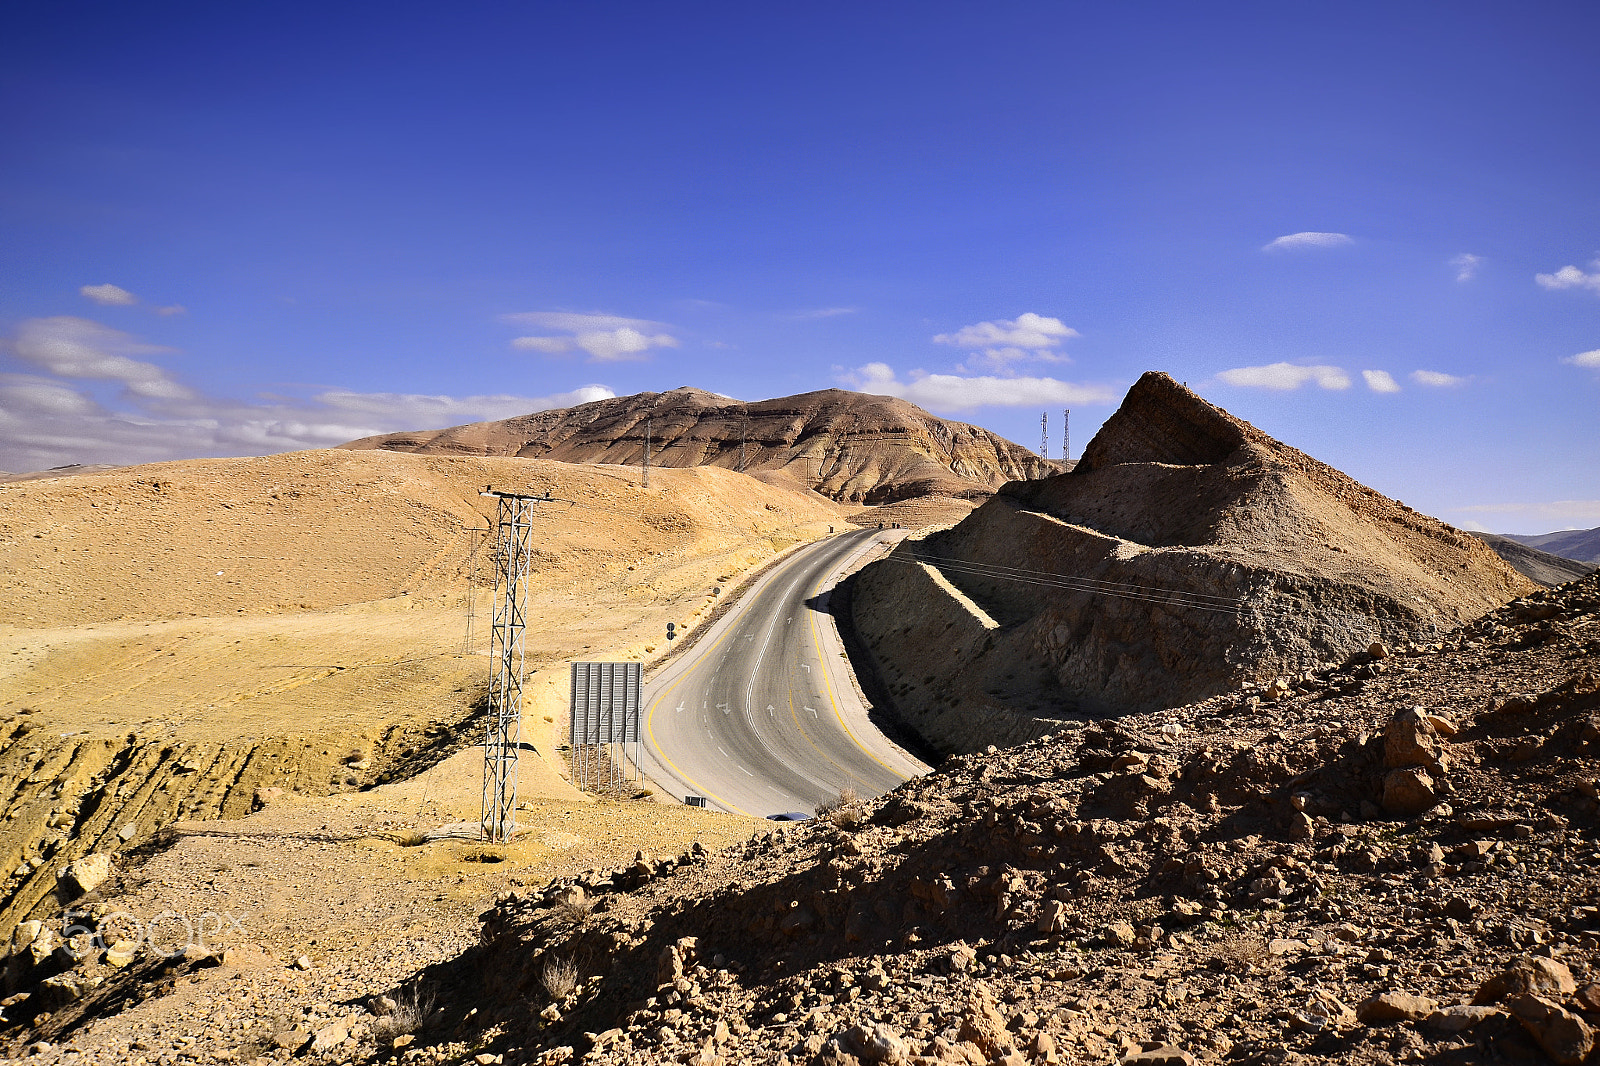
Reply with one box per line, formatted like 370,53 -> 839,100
340,386 -> 1055,504
1499,525 -> 1600,566
1473,531 -> 1596,586
850,371 -> 1536,752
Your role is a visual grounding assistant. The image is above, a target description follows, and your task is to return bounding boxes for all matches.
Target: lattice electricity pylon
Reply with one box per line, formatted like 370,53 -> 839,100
479,490 -> 538,842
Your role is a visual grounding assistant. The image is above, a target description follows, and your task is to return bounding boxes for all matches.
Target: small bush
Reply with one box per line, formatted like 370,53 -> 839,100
396,829 -> 429,847
555,896 -> 595,927
371,983 -> 435,1047
816,786 -> 864,829
540,955 -> 579,1000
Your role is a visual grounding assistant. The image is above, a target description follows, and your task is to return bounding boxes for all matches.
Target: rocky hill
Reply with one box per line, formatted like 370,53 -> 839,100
441,573 -> 1599,1066
1474,532 -> 1597,587
849,372 -> 1536,753
1501,526 -> 1600,566
340,386 -> 1055,504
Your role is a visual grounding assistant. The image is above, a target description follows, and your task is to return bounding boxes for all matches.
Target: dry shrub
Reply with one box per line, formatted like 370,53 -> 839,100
816,786 -> 864,829
540,955 -> 579,1000
371,983 -> 435,1047
555,895 -> 595,927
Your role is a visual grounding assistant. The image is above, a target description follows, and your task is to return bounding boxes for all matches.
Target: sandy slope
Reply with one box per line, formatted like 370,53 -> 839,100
0,449 -> 847,935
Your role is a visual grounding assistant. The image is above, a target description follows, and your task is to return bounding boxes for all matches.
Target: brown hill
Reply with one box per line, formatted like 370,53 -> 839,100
339,386 -> 1054,504
1473,531 -> 1596,587
1501,525 -> 1600,565
849,371 -> 1537,752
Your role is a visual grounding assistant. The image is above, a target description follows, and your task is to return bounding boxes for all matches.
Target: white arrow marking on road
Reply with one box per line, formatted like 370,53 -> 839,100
675,701 -> 684,712
805,706 -> 818,718
801,663 -> 810,674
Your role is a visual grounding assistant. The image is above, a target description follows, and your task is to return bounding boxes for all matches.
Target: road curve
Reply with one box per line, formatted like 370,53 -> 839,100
639,529 -> 928,816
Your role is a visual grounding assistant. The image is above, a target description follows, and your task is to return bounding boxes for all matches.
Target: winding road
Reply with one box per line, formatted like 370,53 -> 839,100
639,529 -> 928,816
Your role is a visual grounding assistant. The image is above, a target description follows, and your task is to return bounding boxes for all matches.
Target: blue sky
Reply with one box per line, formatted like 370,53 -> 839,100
2,1 -> 1597,534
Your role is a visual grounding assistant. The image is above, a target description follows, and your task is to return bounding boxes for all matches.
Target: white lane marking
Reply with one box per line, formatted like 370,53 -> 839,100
717,746 -> 729,758
740,765 -> 754,776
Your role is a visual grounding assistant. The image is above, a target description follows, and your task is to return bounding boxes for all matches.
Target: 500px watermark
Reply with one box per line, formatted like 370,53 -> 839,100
58,909 -> 247,959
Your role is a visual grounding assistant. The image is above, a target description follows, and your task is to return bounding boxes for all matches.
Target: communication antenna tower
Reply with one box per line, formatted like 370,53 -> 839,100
1063,409 -> 1070,462
1040,412 -> 1049,459
476,487 -> 549,842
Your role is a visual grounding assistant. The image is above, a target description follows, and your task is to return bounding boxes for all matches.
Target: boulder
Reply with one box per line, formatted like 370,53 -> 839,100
1357,992 -> 1439,1024
1381,768 -> 1437,817
1475,956 -> 1578,1004
1506,995 -> 1595,1065
1384,708 -> 1445,770
58,853 -> 112,898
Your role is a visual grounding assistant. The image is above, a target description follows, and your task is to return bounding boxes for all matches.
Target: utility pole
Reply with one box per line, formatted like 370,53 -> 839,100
1040,412 -> 1049,460
643,416 -> 651,488
1063,409 -> 1070,463
476,487 -> 552,843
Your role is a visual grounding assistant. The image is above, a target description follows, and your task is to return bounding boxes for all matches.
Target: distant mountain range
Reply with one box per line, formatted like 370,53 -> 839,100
1495,526 -> 1600,566
1471,533 -> 1595,587
341,386 -> 1059,504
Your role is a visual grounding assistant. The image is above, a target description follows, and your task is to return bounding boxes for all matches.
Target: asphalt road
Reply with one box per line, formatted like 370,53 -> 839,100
639,529 -> 928,816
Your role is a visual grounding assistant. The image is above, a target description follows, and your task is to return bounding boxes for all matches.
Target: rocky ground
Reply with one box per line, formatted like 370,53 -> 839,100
428,572 -> 1599,1066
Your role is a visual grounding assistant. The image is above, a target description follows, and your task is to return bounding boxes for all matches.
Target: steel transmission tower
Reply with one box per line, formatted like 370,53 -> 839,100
478,489 -> 541,842
1040,412 -> 1048,460
1063,409 -> 1070,462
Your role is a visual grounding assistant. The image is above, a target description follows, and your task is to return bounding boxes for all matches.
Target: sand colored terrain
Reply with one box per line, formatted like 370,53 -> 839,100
851,372 -> 1537,753
0,448 -> 852,935
342,386 -> 1057,504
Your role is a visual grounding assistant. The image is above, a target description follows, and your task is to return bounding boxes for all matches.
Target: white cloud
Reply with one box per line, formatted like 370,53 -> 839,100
791,307 -> 858,319
80,283 -> 138,306
0,317 -> 615,473
1451,253 -> 1483,283
1535,259 -> 1600,295
1216,362 -> 1351,391
935,312 -> 1077,353
1362,370 -> 1401,393
1262,232 -> 1354,252
1562,349 -> 1600,369
839,362 -> 1117,412
10,316 -> 195,400
505,310 -> 679,362
1411,369 -> 1468,387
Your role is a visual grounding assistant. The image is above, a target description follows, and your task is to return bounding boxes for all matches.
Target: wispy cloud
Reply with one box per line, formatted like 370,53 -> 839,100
839,362 -> 1116,412
1411,369 -> 1469,387
1216,362 -> 1351,391
1362,370 -> 1401,393
1563,349 -> 1600,369
790,306 -> 858,319
1450,253 -> 1483,283
80,283 -> 138,306
1262,232 -> 1354,252
504,310 -> 679,362
1452,499 -> 1600,534
0,317 -> 613,473
1535,258 -> 1600,295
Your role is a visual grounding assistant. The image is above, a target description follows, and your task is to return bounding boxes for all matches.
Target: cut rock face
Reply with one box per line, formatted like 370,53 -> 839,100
852,371 -> 1534,752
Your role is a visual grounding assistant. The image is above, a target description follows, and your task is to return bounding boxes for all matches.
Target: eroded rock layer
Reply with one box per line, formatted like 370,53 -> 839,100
341,387 -> 1054,504
850,372 -> 1536,753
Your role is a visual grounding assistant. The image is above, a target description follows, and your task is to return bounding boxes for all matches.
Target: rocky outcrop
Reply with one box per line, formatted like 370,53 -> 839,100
340,387 -> 1055,504
850,372 -> 1536,754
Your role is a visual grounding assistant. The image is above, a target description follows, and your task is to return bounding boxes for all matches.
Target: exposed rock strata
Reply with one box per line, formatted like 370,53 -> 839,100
851,372 -> 1536,754
341,387 -> 1055,504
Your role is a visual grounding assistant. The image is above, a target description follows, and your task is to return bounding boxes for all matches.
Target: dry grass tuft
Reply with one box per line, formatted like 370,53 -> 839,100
371,983 -> 436,1047
540,955 -> 579,1000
